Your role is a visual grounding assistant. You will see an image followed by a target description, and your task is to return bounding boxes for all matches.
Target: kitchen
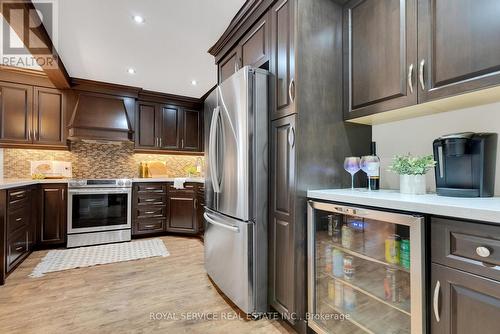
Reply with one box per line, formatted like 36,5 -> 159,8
1,0 -> 499,334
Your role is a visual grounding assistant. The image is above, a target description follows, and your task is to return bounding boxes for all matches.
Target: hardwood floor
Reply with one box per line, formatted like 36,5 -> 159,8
0,236 -> 294,334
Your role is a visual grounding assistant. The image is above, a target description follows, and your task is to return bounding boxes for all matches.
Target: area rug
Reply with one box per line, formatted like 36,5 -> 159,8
30,238 -> 169,278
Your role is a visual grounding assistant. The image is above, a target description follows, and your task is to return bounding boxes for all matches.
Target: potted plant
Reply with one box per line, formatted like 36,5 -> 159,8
388,154 -> 436,195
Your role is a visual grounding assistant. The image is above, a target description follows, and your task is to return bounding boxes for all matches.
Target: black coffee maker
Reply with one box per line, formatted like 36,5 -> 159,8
433,132 -> 497,197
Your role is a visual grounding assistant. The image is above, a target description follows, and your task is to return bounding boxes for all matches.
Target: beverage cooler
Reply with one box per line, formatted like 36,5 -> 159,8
307,201 -> 425,334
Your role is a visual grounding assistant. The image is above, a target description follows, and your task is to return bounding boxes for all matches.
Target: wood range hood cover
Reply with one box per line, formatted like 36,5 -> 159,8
67,92 -> 134,143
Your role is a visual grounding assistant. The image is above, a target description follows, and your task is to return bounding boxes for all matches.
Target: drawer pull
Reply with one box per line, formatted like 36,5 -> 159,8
144,199 -> 156,202
145,211 -> 156,214
144,225 -> 157,229
15,217 -> 23,222
15,246 -> 24,251
433,280 -> 441,323
476,246 -> 491,258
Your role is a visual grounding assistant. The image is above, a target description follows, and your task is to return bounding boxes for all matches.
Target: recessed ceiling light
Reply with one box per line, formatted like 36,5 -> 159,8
127,68 -> 136,74
191,80 -> 197,86
132,15 -> 145,24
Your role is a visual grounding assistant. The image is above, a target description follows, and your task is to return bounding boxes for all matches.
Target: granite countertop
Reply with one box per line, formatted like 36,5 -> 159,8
0,177 -> 205,190
307,188 -> 500,224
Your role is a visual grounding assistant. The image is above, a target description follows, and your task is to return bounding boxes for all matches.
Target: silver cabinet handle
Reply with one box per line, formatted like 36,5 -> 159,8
16,217 -> 22,222
419,59 -> 426,91
476,246 -> 491,258
288,126 -> 295,148
288,78 -> 295,103
34,128 -> 38,141
159,138 -> 162,147
144,211 -> 156,215
204,212 -> 239,232
194,198 -> 198,209
433,280 -> 441,323
408,63 -> 414,94
28,129 -> 31,141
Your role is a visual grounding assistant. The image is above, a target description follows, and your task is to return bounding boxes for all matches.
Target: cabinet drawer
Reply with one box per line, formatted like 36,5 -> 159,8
136,183 -> 167,194
136,205 -> 167,219
7,227 -> 29,272
168,183 -> 195,191
8,188 -> 29,208
8,208 -> 29,234
137,193 -> 166,205
431,217 -> 500,281
134,219 -> 165,234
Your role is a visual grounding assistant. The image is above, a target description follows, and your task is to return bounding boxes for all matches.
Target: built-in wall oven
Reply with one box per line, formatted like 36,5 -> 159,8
67,179 -> 132,248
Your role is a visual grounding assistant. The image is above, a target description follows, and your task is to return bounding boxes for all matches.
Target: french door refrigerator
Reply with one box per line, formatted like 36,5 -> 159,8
307,201 -> 425,334
204,66 -> 268,315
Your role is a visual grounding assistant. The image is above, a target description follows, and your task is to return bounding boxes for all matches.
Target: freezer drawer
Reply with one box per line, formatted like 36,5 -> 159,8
204,208 -> 255,313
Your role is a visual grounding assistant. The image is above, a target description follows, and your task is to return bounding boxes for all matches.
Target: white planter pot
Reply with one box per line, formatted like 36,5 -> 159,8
399,174 -> 426,195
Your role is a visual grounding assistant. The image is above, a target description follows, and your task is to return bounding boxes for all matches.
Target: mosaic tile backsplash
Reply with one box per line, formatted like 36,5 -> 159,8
3,142 -> 204,179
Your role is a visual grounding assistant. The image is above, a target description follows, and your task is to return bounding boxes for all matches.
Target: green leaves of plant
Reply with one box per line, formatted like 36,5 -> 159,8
388,154 -> 437,175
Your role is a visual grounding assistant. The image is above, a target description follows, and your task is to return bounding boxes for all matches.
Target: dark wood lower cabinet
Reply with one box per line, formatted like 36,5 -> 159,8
167,192 -> 196,234
431,263 -> 500,334
39,184 -> 67,246
132,182 -> 203,237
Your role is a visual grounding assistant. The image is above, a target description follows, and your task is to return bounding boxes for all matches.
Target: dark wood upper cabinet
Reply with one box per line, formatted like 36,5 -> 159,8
181,109 -> 201,151
270,0 -> 295,120
0,82 -> 32,144
241,13 -> 270,68
135,101 -> 160,150
418,0 -> 500,102
219,48 -> 241,83
33,87 -> 65,146
160,106 -> 180,150
39,184 -> 66,245
343,0 -> 417,119
431,263 -> 500,334
269,114 -> 296,317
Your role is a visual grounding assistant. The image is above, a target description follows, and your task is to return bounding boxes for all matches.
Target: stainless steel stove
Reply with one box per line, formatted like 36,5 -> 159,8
67,179 -> 132,248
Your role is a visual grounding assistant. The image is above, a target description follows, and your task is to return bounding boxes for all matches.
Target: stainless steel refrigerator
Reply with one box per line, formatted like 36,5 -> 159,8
204,66 -> 268,315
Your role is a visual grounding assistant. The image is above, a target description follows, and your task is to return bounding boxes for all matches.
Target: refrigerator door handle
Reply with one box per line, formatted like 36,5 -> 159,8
204,212 -> 239,232
209,106 -> 221,193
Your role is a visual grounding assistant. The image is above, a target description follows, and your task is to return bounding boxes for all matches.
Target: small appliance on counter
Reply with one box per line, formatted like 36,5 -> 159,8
30,160 -> 72,179
433,132 -> 497,197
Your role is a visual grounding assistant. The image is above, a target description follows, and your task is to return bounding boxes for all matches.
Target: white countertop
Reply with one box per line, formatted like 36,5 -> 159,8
307,188 -> 500,224
0,177 -> 205,190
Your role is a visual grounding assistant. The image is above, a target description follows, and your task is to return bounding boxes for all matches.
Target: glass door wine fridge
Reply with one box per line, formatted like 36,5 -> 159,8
307,200 -> 425,334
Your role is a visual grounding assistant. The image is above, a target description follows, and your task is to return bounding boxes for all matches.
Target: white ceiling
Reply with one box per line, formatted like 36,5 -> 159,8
52,0 -> 245,98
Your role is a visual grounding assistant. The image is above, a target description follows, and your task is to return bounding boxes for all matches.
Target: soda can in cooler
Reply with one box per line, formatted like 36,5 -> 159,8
343,285 -> 357,311
343,255 -> 355,280
328,279 -> 335,301
332,249 -> 344,277
334,281 -> 343,308
324,245 -> 332,272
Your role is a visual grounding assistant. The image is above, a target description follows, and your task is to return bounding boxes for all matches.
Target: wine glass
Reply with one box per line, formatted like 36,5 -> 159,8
360,155 -> 380,191
344,157 -> 361,190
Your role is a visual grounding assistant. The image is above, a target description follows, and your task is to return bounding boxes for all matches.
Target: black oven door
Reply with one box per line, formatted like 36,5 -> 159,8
69,189 -> 131,233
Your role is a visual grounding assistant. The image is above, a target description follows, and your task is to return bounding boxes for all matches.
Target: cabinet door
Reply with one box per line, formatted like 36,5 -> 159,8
39,184 -> 67,245
344,0 -> 417,119
241,13 -> 270,68
0,82 -> 32,143
167,193 -> 196,234
180,109 -> 201,151
135,102 -> 160,149
418,0 -> 500,102
270,0 -> 295,120
431,263 -> 500,334
33,87 -> 65,146
269,114 -> 296,316
219,47 -> 241,83
160,105 -> 180,150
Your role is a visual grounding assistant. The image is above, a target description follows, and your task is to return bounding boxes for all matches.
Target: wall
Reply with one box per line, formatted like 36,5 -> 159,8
373,101 -> 500,195
2,142 -> 204,179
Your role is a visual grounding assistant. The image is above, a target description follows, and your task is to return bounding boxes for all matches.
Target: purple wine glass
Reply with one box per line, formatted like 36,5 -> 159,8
344,157 -> 361,190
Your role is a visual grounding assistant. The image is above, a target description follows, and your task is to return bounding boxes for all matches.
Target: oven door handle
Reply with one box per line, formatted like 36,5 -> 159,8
68,188 -> 131,195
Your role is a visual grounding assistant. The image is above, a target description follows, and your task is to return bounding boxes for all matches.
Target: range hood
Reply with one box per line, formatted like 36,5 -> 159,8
67,92 -> 134,143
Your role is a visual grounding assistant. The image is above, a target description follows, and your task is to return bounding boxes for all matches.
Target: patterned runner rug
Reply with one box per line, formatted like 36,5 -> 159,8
30,238 -> 169,277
